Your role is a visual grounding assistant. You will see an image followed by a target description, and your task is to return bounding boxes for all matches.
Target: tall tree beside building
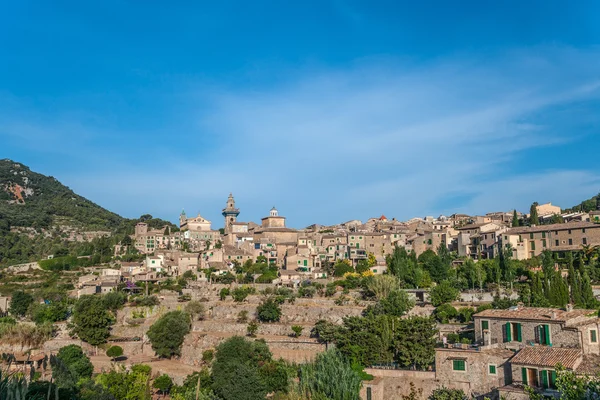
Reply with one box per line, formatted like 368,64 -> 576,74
530,202 -> 540,225
512,210 -> 519,227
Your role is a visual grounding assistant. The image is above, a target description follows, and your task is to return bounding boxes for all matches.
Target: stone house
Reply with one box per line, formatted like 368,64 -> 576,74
500,222 -> 600,260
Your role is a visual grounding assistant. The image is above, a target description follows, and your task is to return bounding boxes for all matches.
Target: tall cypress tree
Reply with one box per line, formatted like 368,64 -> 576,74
531,273 -> 549,307
581,271 -> 596,309
530,202 -> 540,225
512,210 -> 519,227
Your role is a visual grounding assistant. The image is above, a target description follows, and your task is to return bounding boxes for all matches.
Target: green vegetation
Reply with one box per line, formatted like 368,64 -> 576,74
8,290 -> 34,317
147,310 -> 191,358
72,295 -> 115,345
106,345 -> 124,361
51,345 -> 94,389
153,374 -> 173,395
256,297 -> 282,322
298,349 -> 362,400
211,336 -> 294,400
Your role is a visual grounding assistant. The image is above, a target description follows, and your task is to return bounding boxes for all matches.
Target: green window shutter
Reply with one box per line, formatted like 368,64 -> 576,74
516,323 -> 522,342
550,370 -> 557,388
303,260 -> 308,266
367,387 -> 372,400
482,320 -> 489,330
489,365 -> 496,374
521,368 -> 528,385
452,360 -> 465,371
505,322 -> 512,342
544,325 -> 552,346
592,330 -> 597,343
541,370 -> 549,389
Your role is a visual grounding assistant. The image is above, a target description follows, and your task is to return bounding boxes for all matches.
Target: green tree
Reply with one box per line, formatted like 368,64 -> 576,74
433,304 -> 457,323
512,210 -> 520,227
106,345 -> 124,361
394,316 -> 438,370
102,291 -> 127,312
51,345 -> 94,389
364,290 -> 414,317
147,311 -> 191,358
96,364 -> 152,400
429,281 -> 459,307
153,374 -> 173,396
184,301 -> 206,321
256,298 -> 281,322
9,290 -> 33,317
334,260 -> 354,277
72,295 -> 115,345
530,202 -> 539,225
299,349 -> 362,400
211,336 -> 273,400
310,319 -> 338,350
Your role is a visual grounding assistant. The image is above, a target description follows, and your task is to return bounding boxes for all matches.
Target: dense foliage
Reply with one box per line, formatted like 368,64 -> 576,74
147,311 -> 191,358
72,295 -> 115,345
299,349 -> 362,400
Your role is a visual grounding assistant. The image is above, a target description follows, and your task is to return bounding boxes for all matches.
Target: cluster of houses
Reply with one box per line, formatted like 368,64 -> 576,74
123,195 -> 600,285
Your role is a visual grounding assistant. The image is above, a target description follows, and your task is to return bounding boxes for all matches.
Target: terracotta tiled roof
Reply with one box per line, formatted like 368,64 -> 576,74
474,307 -> 597,323
511,346 -> 581,369
575,355 -> 600,375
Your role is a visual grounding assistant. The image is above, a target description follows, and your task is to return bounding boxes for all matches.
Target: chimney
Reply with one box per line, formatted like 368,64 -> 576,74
551,311 -> 557,320
566,304 -> 574,312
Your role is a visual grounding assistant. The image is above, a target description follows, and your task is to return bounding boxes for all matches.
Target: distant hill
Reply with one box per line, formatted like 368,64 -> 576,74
565,192 -> 600,214
0,159 -> 125,230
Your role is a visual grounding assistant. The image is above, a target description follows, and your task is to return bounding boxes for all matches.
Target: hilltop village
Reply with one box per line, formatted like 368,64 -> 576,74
1,193 -> 600,400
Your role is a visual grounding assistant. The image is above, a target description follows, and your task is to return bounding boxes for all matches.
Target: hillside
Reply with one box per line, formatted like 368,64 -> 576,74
0,159 -> 124,230
565,192 -> 600,213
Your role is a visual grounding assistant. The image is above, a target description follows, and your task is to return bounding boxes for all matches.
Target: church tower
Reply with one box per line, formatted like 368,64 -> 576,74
179,209 -> 187,229
222,193 -> 240,233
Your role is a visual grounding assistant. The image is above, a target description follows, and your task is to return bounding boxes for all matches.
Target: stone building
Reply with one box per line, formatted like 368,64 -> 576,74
500,221 -> 600,260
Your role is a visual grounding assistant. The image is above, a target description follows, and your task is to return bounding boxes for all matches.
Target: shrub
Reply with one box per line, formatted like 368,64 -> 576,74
106,345 -> 123,361
185,301 -> 206,321
9,291 -> 33,317
256,298 -> 281,323
202,349 -> 214,363
232,287 -> 251,302
52,345 -> 94,389
219,288 -> 230,300
237,310 -> 249,323
291,325 -> 303,338
153,374 -> 173,394
247,321 -> 259,337
297,286 -> 316,298
445,333 -> 460,344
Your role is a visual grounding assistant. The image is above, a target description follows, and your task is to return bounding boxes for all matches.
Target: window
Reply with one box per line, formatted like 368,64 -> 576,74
542,232 -> 546,238
481,320 -> 489,330
583,238 -> 588,245
591,329 -> 598,343
489,364 -> 497,375
537,324 -> 552,346
569,239 -> 573,246
505,322 -> 522,342
542,239 -> 547,248
303,260 -> 308,267
452,359 -> 466,371
555,240 -> 559,246
530,233 -> 534,239
531,242 -> 536,251
367,387 -> 372,400
568,229 -> 572,234
582,228 -> 586,233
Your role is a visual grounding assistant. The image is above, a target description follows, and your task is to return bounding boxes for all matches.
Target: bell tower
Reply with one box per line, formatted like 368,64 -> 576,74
222,193 -> 240,233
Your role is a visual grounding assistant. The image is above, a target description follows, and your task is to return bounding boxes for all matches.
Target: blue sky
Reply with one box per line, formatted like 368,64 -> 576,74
1,1 -> 600,228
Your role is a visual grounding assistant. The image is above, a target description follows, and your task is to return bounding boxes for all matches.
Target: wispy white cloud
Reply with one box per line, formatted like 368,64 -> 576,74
2,46 -> 600,226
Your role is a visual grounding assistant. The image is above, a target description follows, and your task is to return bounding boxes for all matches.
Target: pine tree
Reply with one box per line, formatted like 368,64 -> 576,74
530,202 -> 540,225
512,210 -> 519,227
